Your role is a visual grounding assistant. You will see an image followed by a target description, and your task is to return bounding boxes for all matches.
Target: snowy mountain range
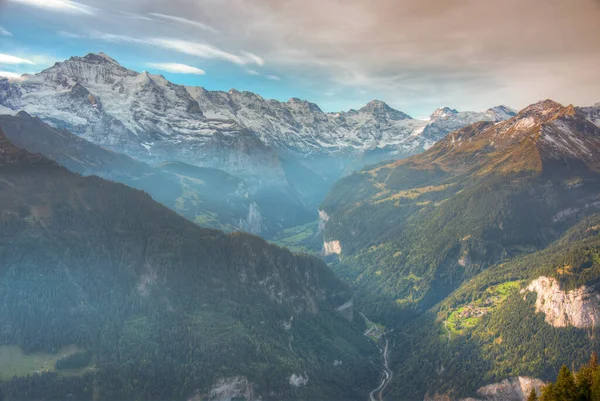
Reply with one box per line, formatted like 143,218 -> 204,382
0,53 -> 523,237
0,53 -> 517,178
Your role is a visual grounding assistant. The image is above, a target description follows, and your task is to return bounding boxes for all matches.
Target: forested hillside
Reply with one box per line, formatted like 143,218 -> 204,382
0,129 -> 377,400
386,213 -> 600,400
317,100 -> 600,400
321,100 -> 600,322
532,354 -> 600,401
0,112 -> 316,237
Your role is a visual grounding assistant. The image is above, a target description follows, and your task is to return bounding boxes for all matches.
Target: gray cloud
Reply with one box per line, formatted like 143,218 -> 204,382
6,0 -> 600,112
84,0 -> 599,111
60,31 -> 264,66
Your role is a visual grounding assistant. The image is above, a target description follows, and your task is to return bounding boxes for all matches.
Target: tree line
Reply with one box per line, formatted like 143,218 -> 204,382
531,353 -> 600,401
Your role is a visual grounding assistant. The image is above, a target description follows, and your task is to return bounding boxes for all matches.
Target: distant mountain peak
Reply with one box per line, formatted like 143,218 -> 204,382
485,105 -> 518,121
430,107 -> 459,120
488,105 -> 515,113
15,110 -> 33,119
98,52 -> 119,64
423,98 -> 600,175
359,100 -> 412,120
81,52 -> 121,65
364,99 -> 389,108
287,97 -> 323,113
518,99 -> 565,116
39,52 -> 137,84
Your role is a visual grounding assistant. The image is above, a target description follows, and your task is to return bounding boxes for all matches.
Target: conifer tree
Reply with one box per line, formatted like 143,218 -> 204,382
577,362 -> 593,400
540,382 -> 556,401
555,365 -> 577,401
527,387 -> 538,401
591,367 -> 600,401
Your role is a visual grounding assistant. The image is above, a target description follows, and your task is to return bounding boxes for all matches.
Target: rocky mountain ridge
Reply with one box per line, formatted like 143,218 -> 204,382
0,53 -> 516,176
0,53 -> 520,239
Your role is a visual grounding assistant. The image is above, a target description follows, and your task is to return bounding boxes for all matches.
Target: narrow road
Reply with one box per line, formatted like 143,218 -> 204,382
443,321 -> 451,342
362,314 -> 393,401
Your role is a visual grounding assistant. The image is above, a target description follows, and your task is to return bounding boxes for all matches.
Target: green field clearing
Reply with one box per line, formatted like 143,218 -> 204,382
0,345 -> 95,380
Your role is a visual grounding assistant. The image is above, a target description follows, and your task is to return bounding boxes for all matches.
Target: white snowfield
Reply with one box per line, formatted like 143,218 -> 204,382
0,53 -> 518,168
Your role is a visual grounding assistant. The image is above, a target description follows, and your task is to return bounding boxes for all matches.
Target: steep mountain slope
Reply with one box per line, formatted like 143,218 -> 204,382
386,214 -> 600,400
320,100 -> 600,321
0,53 -> 517,239
186,89 -> 426,156
0,53 -> 516,179
0,129 -> 377,400
0,53 -> 418,166
421,105 -> 517,144
0,111 -> 152,180
0,112 -> 247,231
0,112 -> 318,236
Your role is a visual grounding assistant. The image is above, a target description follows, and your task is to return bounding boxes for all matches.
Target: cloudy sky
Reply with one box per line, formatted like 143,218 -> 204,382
0,0 -> 599,116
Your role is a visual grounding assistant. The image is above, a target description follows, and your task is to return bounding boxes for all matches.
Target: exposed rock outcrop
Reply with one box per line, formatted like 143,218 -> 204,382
188,376 -> 258,401
289,373 -> 309,387
318,210 -> 330,234
323,240 -> 342,256
472,377 -> 543,401
424,377 -> 543,401
335,299 -> 354,322
524,276 -> 600,328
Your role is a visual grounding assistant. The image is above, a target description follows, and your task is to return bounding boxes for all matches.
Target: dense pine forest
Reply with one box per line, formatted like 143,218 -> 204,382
531,354 -> 600,401
0,130 -> 378,400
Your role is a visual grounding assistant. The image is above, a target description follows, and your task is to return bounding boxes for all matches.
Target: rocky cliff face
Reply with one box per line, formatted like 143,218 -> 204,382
470,377 -> 543,401
323,240 -> 342,256
0,53 -> 516,178
425,377 -> 543,401
524,276 -> 600,328
0,53 -> 518,239
421,105 -> 517,144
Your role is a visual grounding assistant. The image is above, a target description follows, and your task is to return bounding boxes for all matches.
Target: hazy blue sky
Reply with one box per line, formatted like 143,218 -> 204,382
1,0 -> 599,117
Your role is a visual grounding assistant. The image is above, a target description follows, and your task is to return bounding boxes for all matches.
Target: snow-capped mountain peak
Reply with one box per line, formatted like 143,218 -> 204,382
96,52 -> 120,64
0,52 -> 518,178
37,53 -> 138,87
430,106 -> 459,120
486,105 -> 518,120
358,100 -> 412,121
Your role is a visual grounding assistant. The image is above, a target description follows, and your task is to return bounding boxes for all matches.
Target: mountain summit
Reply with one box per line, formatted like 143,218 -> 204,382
1,53 -> 516,170
358,100 -> 412,120
424,99 -> 600,173
430,106 -> 459,120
